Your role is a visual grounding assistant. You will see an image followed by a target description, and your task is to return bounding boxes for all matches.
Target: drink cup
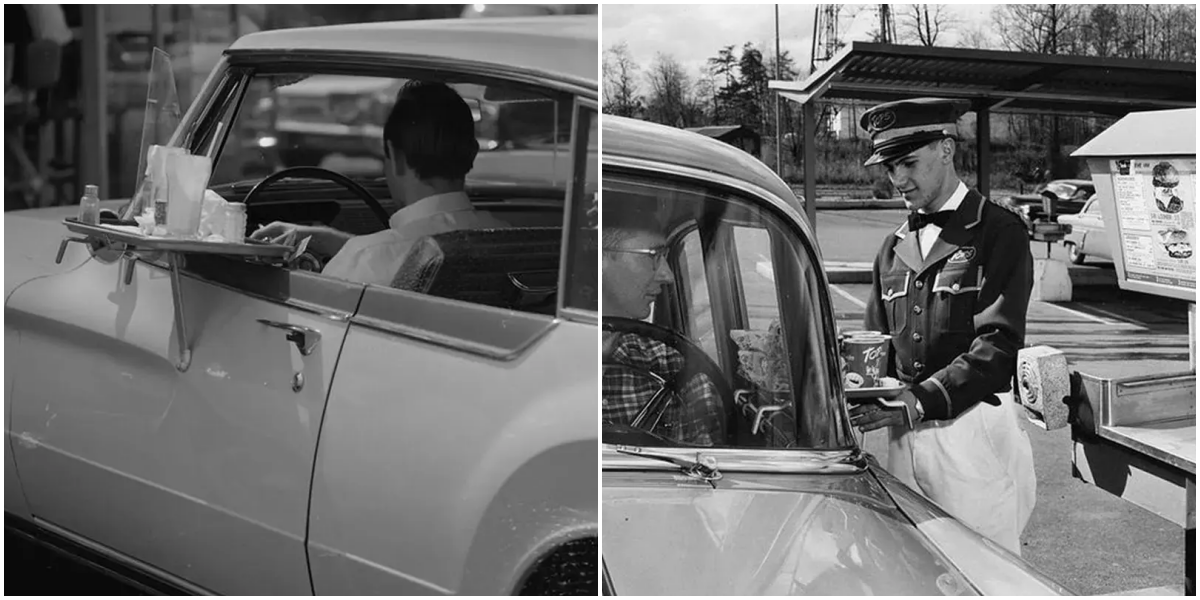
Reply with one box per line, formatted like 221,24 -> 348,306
840,331 -> 892,389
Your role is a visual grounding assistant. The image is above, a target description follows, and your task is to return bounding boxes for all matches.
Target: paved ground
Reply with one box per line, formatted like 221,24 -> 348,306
812,208 -> 1191,595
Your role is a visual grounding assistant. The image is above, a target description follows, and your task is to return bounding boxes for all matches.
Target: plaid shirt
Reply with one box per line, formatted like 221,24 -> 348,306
602,332 -> 725,446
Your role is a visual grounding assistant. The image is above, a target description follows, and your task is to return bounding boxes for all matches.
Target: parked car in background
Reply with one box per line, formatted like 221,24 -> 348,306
1059,197 -> 1113,264
6,15 -> 598,595
1004,179 -> 1096,228
601,116 -> 1072,596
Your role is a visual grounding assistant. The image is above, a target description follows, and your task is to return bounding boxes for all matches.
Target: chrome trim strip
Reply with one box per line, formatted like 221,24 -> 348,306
601,446 -> 866,474
30,516 -> 216,596
351,287 -> 559,361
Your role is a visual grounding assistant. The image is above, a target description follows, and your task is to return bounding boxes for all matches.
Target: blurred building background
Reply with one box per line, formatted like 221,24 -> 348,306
4,4 -> 595,211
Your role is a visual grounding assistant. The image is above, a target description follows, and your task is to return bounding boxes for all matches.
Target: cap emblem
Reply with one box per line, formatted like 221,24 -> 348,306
868,109 -> 897,133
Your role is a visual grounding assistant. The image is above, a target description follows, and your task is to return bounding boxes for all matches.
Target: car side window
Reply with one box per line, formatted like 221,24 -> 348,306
561,101 -> 598,316
732,226 -> 780,332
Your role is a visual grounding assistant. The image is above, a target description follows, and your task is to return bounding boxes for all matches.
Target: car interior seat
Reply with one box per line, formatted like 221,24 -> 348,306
390,227 -> 562,315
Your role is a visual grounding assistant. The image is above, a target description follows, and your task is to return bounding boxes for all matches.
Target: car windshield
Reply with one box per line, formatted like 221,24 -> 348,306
601,172 -> 853,452
207,70 -> 574,189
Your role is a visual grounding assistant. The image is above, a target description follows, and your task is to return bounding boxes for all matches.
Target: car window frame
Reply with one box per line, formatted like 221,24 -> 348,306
558,96 -> 598,323
602,163 -> 856,450
153,53 -> 593,319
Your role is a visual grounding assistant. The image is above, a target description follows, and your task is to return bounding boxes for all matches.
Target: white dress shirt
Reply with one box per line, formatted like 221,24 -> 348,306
917,181 -> 969,259
322,191 -> 508,286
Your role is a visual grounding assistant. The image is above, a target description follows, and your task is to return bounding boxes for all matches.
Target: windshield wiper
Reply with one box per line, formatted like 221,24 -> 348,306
613,445 -> 721,488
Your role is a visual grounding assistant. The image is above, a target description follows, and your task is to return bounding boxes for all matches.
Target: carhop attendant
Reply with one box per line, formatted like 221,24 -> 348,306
849,97 -> 1037,556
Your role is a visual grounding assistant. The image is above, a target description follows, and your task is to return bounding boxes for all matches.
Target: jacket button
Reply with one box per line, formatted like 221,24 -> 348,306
914,280 -> 925,289
887,288 -> 894,295
952,283 -> 961,291
914,361 -> 924,371
913,306 -> 923,315
913,332 -> 923,342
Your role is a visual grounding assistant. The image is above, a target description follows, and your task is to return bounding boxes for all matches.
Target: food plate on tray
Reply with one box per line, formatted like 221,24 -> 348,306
845,376 -> 907,401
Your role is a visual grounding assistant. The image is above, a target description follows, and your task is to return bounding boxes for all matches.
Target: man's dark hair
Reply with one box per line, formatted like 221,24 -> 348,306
383,80 -> 478,181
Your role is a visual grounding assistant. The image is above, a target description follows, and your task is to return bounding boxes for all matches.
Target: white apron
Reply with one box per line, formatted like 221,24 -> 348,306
885,392 -> 1037,556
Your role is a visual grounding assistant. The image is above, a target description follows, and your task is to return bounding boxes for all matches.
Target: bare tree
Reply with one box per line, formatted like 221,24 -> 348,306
992,4 -> 1083,54
956,24 -> 996,49
602,43 -> 643,118
644,52 -> 694,128
901,4 -> 956,47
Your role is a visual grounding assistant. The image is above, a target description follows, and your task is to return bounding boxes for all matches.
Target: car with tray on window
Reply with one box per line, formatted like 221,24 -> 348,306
5,15 -> 598,596
600,115 -> 1073,596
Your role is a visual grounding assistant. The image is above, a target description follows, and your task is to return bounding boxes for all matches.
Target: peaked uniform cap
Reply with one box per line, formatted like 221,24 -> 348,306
860,97 -> 970,166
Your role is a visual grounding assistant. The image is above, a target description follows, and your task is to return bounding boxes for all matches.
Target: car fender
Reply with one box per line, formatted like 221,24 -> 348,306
457,439 -> 597,595
454,376 -> 598,594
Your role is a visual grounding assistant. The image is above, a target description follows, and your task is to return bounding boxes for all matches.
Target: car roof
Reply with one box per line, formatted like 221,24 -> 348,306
602,116 -> 801,210
228,16 -> 597,86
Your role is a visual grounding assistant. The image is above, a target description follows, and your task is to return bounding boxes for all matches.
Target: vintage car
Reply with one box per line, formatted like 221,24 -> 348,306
1059,197 -> 1113,265
5,16 -> 598,595
1004,178 -> 1096,227
600,116 -> 1073,596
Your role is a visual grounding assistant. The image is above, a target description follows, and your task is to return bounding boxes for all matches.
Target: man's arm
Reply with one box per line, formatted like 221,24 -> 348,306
251,222 -> 354,256
910,219 -> 1033,421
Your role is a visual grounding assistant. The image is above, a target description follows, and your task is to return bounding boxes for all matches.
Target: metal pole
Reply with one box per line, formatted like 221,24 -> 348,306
774,5 -> 782,176
977,104 -> 991,200
80,5 -> 108,198
803,101 -> 817,229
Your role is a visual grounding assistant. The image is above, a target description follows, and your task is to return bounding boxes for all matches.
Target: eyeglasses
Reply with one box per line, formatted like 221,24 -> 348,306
605,246 -> 669,265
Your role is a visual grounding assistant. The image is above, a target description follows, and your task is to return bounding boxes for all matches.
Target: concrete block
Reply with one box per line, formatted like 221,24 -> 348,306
1016,345 -> 1072,431
1032,258 -> 1073,302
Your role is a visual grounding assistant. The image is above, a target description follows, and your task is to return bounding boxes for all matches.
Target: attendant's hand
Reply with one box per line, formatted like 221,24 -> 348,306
849,389 -> 920,432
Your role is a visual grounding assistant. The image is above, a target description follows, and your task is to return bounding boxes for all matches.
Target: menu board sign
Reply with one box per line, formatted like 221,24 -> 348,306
1108,158 -> 1195,291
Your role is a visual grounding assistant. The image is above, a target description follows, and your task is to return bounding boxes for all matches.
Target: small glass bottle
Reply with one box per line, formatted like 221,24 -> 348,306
224,202 -> 247,243
78,184 -> 100,225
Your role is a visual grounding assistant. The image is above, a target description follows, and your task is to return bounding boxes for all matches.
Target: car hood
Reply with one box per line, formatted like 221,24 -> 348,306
602,469 -> 977,596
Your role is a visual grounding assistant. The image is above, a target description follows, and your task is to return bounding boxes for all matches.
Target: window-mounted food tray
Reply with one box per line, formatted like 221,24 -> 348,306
61,218 -> 292,259
58,218 -> 295,374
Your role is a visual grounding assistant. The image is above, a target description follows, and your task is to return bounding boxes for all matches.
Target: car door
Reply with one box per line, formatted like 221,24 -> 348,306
306,101 -> 598,595
1077,199 -> 1110,259
6,250 -> 359,594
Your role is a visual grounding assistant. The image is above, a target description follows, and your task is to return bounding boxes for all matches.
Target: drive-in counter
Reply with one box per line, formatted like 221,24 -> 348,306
1016,108 -> 1196,596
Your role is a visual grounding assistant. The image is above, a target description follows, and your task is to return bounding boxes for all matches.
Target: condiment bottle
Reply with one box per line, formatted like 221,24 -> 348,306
78,184 -> 100,225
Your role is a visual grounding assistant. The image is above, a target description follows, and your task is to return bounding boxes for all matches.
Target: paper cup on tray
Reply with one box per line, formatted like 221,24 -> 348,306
840,331 -> 892,389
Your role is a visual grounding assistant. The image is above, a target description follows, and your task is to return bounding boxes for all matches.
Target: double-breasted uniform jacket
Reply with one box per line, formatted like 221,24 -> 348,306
865,188 -> 1034,421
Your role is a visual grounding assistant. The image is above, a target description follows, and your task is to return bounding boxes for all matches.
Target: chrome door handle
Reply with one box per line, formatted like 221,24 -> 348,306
257,319 -> 321,356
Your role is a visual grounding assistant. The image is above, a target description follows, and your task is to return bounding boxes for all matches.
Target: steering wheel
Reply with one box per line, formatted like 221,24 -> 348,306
602,317 -> 735,444
243,166 -> 390,229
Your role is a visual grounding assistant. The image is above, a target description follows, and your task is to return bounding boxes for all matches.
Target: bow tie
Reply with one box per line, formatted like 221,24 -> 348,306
908,211 -> 954,231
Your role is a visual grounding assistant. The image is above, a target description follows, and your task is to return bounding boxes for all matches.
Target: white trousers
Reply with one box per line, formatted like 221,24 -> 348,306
886,393 -> 1037,556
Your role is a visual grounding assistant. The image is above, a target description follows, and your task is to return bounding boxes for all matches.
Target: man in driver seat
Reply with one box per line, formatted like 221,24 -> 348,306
251,80 -> 507,285
602,205 -> 725,446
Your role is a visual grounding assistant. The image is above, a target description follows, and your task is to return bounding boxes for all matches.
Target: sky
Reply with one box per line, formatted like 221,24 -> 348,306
602,4 -> 997,79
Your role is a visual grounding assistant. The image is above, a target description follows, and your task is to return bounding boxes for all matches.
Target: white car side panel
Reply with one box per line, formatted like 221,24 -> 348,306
5,326 -> 32,520
7,257 -> 348,594
308,318 -> 597,595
